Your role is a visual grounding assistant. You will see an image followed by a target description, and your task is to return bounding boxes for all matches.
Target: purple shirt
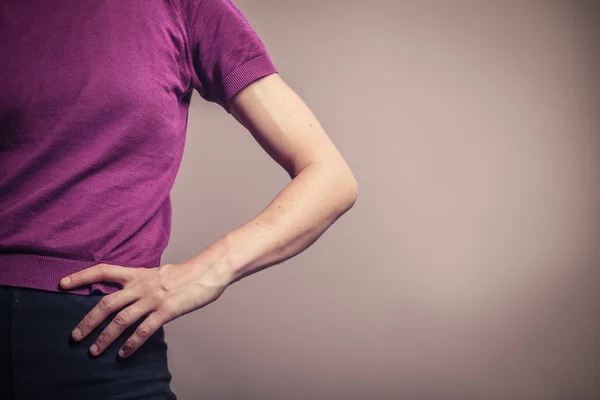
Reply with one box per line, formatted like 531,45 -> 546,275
0,0 -> 277,295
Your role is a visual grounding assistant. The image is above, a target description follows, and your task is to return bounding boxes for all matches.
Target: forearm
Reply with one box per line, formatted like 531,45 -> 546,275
183,162 -> 357,287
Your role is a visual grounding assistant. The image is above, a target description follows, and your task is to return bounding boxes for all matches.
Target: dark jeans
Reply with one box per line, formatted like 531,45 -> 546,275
0,285 -> 177,400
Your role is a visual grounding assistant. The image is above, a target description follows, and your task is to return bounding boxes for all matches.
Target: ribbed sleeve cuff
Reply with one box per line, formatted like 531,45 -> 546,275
221,53 -> 278,112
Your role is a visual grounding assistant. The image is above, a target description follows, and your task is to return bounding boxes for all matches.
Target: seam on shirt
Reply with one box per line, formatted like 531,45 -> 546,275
182,0 -> 215,96
196,2 -> 220,101
165,0 -> 195,95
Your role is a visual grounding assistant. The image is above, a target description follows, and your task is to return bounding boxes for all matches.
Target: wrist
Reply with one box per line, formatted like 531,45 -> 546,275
207,254 -> 238,289
184,234 -> 244,289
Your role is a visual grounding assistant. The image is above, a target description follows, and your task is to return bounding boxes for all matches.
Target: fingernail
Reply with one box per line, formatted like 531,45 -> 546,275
90,344 -> 98,354
72,328 -> 82,340
118,348 -> 127,358
61,277 -> 70,286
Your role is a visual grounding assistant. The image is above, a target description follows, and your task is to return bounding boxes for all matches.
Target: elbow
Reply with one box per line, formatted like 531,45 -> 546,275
339,168 -> 358,212
302,158 -> 358,214
347,172 -> 359,208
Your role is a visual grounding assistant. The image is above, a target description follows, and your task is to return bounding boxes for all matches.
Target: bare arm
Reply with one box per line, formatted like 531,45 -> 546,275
58,72 -> 357,359
184,73 -> 358,286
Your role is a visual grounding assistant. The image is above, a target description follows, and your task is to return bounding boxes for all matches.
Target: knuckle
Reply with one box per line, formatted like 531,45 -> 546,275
160,300 -> 179,321
98,264 -> 111,278
99,295 -> 115,311
148,290 -> 165,303
82,314 -> 94,329
97,331 -> 108,344
114,311 -> 130,327
136,324 -> 152,338
138,280 -> 153,293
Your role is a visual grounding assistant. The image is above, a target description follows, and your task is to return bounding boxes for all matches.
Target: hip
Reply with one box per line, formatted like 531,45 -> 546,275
0,285 -> 176,400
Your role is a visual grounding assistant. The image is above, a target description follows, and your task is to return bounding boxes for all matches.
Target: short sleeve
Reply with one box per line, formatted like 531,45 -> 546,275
179,0 -> 278,112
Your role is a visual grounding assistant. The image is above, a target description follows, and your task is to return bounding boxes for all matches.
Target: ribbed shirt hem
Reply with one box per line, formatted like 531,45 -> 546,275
0,253 -> 159,295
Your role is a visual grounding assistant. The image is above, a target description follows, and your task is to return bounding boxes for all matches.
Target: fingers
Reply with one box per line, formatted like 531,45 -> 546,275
61,263 -> 136,289
82,293 -> 173,358
117,312 -> 167,358
65,264 -> 186,359
72,288 -> 140,344
89,295 -> 159,357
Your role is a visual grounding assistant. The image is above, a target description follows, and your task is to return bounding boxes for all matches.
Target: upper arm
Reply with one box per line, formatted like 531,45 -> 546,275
227,73 -> 350,179
179,0 -> 353,182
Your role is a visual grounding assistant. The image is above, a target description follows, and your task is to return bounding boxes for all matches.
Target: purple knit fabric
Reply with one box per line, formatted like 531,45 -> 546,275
0,0 -> 277,295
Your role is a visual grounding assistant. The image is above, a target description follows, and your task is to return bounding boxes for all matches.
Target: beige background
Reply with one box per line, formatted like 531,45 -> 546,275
162,1 -> 600,399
